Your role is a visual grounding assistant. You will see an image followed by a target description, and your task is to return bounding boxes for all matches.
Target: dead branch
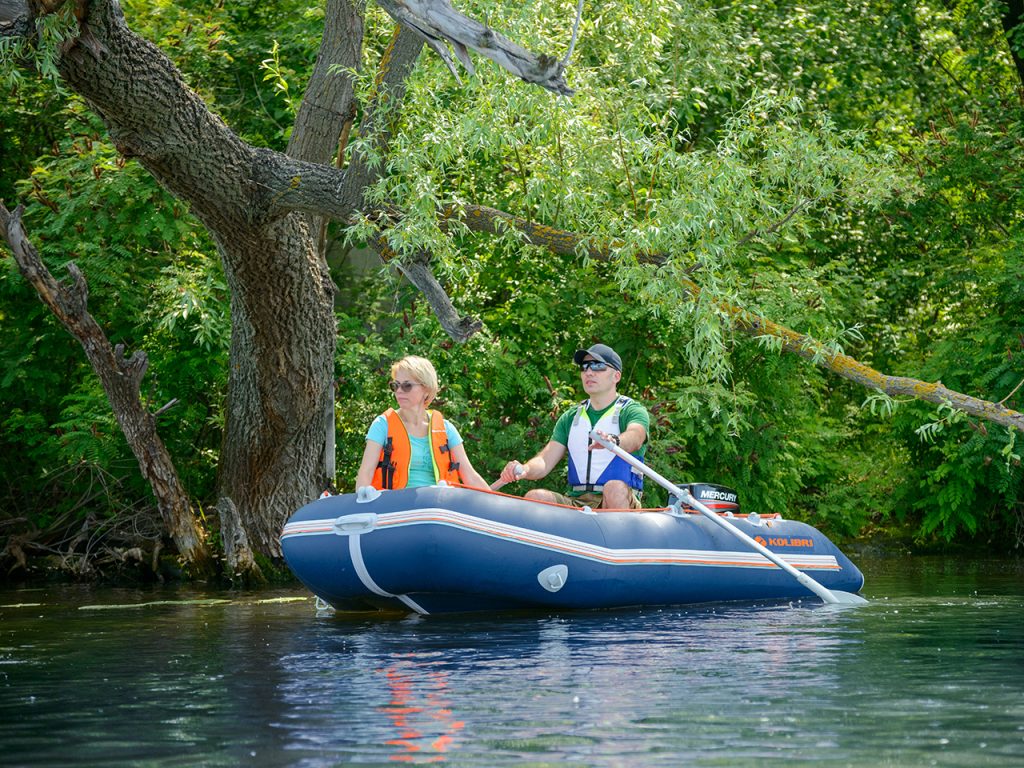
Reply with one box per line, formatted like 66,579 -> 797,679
369,232 -> 482,342
376,0 -> 572,95
0,201 -> 215,575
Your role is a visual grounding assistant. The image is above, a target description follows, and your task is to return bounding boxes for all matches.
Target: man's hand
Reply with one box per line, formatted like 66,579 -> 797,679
499,461 -> 528,483
590,430 -> 620,450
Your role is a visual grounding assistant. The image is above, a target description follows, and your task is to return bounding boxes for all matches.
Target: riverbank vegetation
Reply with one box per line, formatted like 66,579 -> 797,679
1,0 -> 1021,582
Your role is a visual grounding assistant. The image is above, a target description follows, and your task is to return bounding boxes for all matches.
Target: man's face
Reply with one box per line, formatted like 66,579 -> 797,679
579,357 -> 620,395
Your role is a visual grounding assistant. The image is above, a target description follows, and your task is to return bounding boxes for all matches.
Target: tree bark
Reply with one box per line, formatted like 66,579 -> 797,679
0,0 -> 27,29
0,202 -> 214,576
48,0 -> 343,566
287,0 -> 367,494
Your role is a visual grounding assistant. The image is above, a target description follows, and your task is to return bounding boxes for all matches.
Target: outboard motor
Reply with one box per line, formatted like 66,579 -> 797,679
669,483 -> 740,515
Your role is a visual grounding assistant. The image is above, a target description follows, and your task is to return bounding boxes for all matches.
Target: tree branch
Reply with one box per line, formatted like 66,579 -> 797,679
341,24 -> 425,202
376,0 -> 572,95
446,203 -> 675,264
730,308 -> 1024,432
0,201 -> 215,574
287,0 -> 364,166
735,199 -> 806,248
445,205 -> 1024,433
369,232 -> 482,342
255,25 -> 425,221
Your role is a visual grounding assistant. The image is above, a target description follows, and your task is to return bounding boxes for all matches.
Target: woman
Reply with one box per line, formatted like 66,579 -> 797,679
355,356 -> 489,492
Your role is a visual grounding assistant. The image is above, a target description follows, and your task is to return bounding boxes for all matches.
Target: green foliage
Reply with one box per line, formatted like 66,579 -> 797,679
0,7 -> 77,89
2,0 -> 1022,552
0,100 -> 227,522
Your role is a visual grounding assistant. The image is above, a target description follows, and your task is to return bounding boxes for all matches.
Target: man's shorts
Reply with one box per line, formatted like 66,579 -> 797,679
546,489 -> 642,510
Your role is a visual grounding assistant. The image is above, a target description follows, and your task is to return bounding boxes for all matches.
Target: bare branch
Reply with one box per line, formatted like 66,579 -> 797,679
562,0 -> 584,66
369,232 -> 482,342
0,201 -> 214,573
288,0 -> 364,166
446,203 -> 671,264
376,0 -> 573,95
733,307 -> 1024,432
736,199 -> 806,247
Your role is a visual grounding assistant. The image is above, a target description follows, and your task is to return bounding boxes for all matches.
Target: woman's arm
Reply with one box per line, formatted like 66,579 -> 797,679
450,443 -> 489,489
355,440 -> 383,488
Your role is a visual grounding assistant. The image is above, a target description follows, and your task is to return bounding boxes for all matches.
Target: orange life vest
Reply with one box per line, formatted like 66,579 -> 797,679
371,408 -> 463,490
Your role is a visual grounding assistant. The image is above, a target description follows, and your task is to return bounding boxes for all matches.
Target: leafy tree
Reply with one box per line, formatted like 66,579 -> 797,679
1,0 -> 1022,579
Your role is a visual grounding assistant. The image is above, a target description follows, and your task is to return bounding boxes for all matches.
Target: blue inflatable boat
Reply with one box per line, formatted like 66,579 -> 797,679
280,484 -> 865,615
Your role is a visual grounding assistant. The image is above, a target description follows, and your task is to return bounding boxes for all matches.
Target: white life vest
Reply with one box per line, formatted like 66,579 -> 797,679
566,396 -> 644,492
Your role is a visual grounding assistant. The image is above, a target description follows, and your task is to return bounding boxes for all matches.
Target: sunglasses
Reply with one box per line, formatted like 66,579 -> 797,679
579,360 -> 611,372
389,380 -> 420,393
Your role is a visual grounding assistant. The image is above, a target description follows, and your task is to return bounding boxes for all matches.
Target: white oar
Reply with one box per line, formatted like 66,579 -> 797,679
589,430 -> 866,605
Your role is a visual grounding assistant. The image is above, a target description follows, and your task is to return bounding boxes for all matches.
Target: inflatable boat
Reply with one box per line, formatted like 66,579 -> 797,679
280,484 -> 865,615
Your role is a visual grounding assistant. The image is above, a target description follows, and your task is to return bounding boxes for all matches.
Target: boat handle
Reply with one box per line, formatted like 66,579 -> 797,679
332,512 -> 378,535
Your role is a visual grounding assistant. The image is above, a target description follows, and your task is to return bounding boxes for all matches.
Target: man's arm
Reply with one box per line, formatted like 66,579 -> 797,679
500,440 -> 567,484
616,422 -> 647,453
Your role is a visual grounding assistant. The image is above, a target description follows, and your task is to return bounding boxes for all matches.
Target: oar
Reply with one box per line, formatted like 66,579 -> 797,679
589,430 -> 867,605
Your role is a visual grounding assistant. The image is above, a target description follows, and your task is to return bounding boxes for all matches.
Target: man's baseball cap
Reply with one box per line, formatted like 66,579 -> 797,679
573,343 -> 622,371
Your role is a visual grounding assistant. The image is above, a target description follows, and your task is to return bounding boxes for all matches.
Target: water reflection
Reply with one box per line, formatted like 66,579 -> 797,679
375,657 -> 465,761
266,602 -> 869,765
1,557 -> 1022,766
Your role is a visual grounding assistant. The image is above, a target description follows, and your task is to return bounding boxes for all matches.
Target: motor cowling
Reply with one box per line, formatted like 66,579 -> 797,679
670,483 -> 740,515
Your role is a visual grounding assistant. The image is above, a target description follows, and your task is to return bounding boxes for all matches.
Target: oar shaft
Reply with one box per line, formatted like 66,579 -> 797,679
589,431 -> 841,604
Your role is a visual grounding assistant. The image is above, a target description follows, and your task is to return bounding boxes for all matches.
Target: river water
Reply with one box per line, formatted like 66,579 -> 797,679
1,555 -> 1021,767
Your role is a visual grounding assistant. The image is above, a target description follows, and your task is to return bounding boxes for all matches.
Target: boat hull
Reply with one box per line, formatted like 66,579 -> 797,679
281,485 -> 864,615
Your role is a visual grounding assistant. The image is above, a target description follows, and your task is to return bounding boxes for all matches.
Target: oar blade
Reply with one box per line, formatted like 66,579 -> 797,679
825,591 -> 869,605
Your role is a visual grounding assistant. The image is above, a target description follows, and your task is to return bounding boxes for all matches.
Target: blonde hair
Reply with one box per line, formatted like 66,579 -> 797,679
391,355 -> 439,405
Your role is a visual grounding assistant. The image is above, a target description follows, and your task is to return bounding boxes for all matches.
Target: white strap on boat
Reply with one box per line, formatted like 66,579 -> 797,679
314,595 -> 333,613
348,534 -> 429,615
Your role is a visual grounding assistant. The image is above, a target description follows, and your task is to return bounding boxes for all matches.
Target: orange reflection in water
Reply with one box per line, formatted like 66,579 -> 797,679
378,660 -> 465,763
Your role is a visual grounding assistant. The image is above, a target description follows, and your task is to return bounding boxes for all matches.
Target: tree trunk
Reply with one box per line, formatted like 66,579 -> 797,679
5,1 -> 443,569
52,0 -> 346,565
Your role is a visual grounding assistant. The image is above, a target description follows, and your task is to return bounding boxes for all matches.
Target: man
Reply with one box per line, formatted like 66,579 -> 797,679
499,343 -> 650,509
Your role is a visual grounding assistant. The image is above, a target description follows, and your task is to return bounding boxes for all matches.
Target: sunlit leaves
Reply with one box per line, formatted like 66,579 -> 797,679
2,0 -> 1021,545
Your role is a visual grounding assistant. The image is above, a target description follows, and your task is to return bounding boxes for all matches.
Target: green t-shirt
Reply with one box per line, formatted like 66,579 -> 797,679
551,397 -> 650,461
